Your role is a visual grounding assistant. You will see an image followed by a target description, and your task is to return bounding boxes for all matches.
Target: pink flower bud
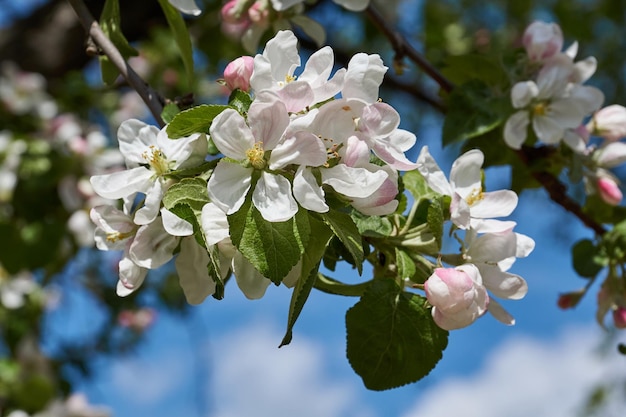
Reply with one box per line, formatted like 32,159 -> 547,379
597,176 -> 622,206
613,307 -> 626,329
223,56 -> 254,92
589,105 -> 626,142
221,0 -> 247,24
248,1 -> 269,24
424,265 -> 488,330
522,21 -> 563,62
557,289 -> 585,309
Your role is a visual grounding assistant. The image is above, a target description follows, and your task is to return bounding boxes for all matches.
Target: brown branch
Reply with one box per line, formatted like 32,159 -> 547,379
516,148 -> 607,236
365,4 -> 454,93
67,0 -> 165,127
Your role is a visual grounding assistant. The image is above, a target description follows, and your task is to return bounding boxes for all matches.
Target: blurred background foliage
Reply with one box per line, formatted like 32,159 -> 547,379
0,0 -> 625,415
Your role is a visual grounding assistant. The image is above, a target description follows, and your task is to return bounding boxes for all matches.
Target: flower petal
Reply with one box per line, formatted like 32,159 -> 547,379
487,298 -> 515,325
470,190 -> 518,218
207,161 -> 252,215
321,164 -> 387,198
416,146 -> 452,195
293,166 -> 328,213
134,180 -> 165,225
129,220 -> 177,269
175,237 -> 216,305
269,131 -> 327,169
479,264 -> 528,300
117,119 -> 160,166
201,203 -> 230,246
209,109 -> 254,159
504,111 -> 530,149
232,251 -> 272,299
252,172 -> 298,222
90,167 -> 153,199
161,208 -> 194,236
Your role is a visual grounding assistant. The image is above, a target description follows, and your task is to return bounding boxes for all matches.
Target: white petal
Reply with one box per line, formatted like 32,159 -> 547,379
248,98 -> 290,150
117,257 -> 147,296
450,193 -> 471,229
487,298 -> 516,325
252,172 -> 298,222
533,114 -> 565,144
168,0 -> 201,15
133,180 -> 165,225
321,165 -> 387,198
479,264 -> 528,300
209,109 -> 254,159
293,166 -> 328,212
269,131 -> 327,170
469,219 -> 517,234
117,119 -> 160,166
467,231 -> 517,263
232,251 -> 272,299
251,30 -> 300,91
201,203 -> 230,246
161,208 -> 194,236
290,15 -> 327,49
573,56 -> 597,84
504,111 -> 530,149
90,167 -> 153,199
90,206 -> 135,250
276,81 -> 315,113
207,161 -> 252,215
129,220 -> 177,269
359,102 -> 400,139
511,81 -> 538,108
158,128 -> 205,170
175,237 -> 216,305
416,146 -> 452,195
515,233 -> 535,258
597,142 -> 626,168
470,190 -> 518,218
450,149 -> 483,197
343,53 -> 387,103
372,139 -> 418,171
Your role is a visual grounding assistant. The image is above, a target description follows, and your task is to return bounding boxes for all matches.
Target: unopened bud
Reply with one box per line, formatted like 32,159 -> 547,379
223,56 -> 254,92
522,21 -> 563,62
613,307 -> 626,329
588,105 -> 626,142
557,289 -> 585,309
597,176 -> 622,206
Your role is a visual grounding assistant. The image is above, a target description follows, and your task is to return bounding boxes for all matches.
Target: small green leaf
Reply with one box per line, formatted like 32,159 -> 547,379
441,54 -> 509,87
280,216 -> 333,347
98,0 -> 138,85
162,177 -> 209,211
228,89 -> 253,115
161,102 -> 181,124
442,80 -> 509,147
395,248 -> 416,281
167,104 -> 230,138
572,239 -> 604,278
157,0 -> 195,85
322,210 -> 364,274
352,211 -> 393,237
346,279 -> 448,390
402,170 -> 437,202
228,199 -> 309,284
426,197 -> 444,250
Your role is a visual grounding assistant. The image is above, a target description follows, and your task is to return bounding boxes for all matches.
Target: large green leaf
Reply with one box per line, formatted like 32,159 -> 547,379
166,104 -> 231,138
157,0 -> 195,85
346,279 -> 448,391
322,210 -> 364,274
280,216 -> 333,347
228,198 -> 309,284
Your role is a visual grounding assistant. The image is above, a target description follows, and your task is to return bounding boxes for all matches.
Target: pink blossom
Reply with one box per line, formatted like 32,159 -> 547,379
522,21 -> 563,62
224,56 -> 254,92
597,176 -> 622,206
613,307 -> 626,328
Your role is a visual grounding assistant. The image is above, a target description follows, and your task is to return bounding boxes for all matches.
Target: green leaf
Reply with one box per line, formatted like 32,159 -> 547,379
395,248 -> 416,281
442,80 -> 509,147
161,102 -> 181,124
280,216 -> 333,347
352,211 -> 393,237
322,210 -> 364,274
167,104 -> 230,138
228,89 -> 253,115
441,54 -> 509,87
162,177 -> 209,211
346,279 -> 448,390
157,0 -> 195,85
572,239 -> 604,279
228,198 -> 309,284
98,0 -> 138,85
426,197 -> 444,250
402,170 -> 438,202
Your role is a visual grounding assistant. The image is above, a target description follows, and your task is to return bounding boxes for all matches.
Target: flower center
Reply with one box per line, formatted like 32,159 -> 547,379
142,145 -> 171,176
532,102 -> 549,117
465,187 -> 483,206
106,230 -> 135,243
246,142 -> 266,169
278,74 -> 297,87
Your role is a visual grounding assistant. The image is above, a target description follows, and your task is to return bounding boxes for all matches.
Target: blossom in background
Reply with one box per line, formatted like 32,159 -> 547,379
587,104 -> 626,142
522,21 -> 563,62
90,119 -> 206,225
417,147 -> 518,233
168,0 -> 201,15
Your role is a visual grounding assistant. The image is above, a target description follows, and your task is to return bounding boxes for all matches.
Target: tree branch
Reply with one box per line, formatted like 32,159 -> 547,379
365,4 -> 454,93
67,0 -> 165,126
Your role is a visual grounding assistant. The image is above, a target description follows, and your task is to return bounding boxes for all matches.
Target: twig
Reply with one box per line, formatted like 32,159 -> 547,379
365,4 -> 454,93
67,0 -> 165,127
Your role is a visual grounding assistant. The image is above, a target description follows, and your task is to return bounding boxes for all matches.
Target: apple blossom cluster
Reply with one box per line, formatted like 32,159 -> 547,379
504,21 -> 604,151
89,29 -> 417,302
6,393 -> 110,417
417,147 -> 534,330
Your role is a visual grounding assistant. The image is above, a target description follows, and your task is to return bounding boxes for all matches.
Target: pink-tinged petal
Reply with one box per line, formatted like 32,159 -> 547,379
293,166 -> 328,213
248,99 -> 289,150
207,161 -> 252,215
479,264 -> 528,300
343,136 -> 371,167
117,119 -> 160,166
372,140 -> 418,171
523,21 -> 563,62
504,111 -> 530,149
232,251 -> 271,299
487,298 -> 515,325
90,167 -> 153,199
533,114 -> 565,144
321,165 -> 387,198
450,193 -> 471,229
359,102 -> 400,139
117,257 -> 147,296
269,132 -> 327,170
449,149 -> 483,196
209,109 -> 254,159
310,99 -> 359,141
130,221 -> 178,269
201,202 -> 230,246
351,169 -> 398,215
511,81 -> 538,108
252,172 -> 298,222
223,56 -> 254,92
343,53 -> 387,103
469,219 -> 517,234
251,30 -> 300,91
591,105 -> 626,142
299,46 -> 334,87
470,190 -> 518,218
275,81 -> 314,113
175,237 -> 216,305
416,146 -> 452,195
134,180 -> 165,225
467,231 -> 517,263
598,142 -> 626,167
160,208 -> 194,236
431,307 -> 480,330
312,68 -> 346,105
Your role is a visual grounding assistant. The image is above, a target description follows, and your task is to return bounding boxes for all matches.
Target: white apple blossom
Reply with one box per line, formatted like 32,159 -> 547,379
168,0 -> 201,16
249,30 -> 345,113
90,119 -> 206,225
424,264 -> 489,330
522,21 -> 563,62
207,94 -> 327,222
504,55 -> 604,149
417,146 -> 518,233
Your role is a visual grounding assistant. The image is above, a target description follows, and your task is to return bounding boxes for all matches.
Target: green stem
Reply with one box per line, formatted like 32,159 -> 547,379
313,273 -> 373,297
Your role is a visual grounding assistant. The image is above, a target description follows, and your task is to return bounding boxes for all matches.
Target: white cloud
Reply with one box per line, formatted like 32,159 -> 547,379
402,325 -> 626,417
207,320 -> 375,417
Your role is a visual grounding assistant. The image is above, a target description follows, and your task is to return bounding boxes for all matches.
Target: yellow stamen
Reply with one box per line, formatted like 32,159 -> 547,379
465,187 -> 483,206
246,142 -> 266,169
142,145 -> 170,176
